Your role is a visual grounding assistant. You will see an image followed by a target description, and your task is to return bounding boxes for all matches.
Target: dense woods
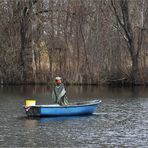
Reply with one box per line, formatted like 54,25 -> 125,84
0,0 -> 148,85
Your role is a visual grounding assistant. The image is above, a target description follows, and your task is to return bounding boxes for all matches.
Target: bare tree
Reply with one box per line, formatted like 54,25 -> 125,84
110,0 -> 147,84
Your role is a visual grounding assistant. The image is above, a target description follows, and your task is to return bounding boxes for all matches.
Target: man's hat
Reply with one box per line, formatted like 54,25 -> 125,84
55,77 -> 62,80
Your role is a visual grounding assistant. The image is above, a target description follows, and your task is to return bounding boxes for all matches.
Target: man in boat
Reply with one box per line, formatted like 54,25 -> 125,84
52,77 -> 68,105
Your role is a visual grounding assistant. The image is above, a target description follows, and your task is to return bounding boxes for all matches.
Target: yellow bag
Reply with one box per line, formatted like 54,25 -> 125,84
26,100 -> 36,106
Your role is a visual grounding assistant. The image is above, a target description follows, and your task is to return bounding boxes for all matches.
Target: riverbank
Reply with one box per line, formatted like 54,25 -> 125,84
1,79 -> 148,86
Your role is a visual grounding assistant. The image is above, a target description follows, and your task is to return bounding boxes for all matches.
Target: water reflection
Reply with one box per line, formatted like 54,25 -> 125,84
21,115 -> 92,125
24,118 -> 38,128
40,115 -> 92,123
1,85 -> 148,100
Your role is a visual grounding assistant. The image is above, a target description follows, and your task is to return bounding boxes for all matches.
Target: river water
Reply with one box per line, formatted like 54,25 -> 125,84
0,85 -> 148,147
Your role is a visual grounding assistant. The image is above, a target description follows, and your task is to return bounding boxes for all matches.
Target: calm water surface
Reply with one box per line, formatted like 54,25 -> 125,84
0,85 -> 148,147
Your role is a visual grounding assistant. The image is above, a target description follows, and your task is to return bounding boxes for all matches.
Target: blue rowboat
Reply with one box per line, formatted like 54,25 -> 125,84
24,99 -> 102,117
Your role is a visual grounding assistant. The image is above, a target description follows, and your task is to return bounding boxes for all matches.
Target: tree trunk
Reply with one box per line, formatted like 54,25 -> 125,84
131,53 -> 141,85
19,1 -> 34,83
128,35 -> 141,85
20,19 -> 33,83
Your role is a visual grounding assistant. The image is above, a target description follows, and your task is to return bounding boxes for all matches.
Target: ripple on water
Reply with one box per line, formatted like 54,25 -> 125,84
0,87 -> 148,147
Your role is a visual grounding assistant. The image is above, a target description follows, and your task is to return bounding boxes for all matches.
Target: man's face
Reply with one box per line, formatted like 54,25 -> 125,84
55,79 -> 62,85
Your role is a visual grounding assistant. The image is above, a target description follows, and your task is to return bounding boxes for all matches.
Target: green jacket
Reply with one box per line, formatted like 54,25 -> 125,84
52,84 -> 68,105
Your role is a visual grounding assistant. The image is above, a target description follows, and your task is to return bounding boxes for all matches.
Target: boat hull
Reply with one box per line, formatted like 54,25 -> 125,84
24,99 -> 102,117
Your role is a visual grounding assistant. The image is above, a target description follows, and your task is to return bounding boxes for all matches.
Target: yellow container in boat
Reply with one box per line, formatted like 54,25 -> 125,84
26,100 -> 36,106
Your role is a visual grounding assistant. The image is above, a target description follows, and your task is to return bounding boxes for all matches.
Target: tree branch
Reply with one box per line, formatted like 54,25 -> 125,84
111,0 -> 124,28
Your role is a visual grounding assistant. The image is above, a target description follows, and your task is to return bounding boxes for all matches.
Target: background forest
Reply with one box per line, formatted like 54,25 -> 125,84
0,0 -> 148,85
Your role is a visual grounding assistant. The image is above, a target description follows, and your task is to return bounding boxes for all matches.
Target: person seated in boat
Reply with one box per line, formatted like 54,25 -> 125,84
52,77 -> 68,105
